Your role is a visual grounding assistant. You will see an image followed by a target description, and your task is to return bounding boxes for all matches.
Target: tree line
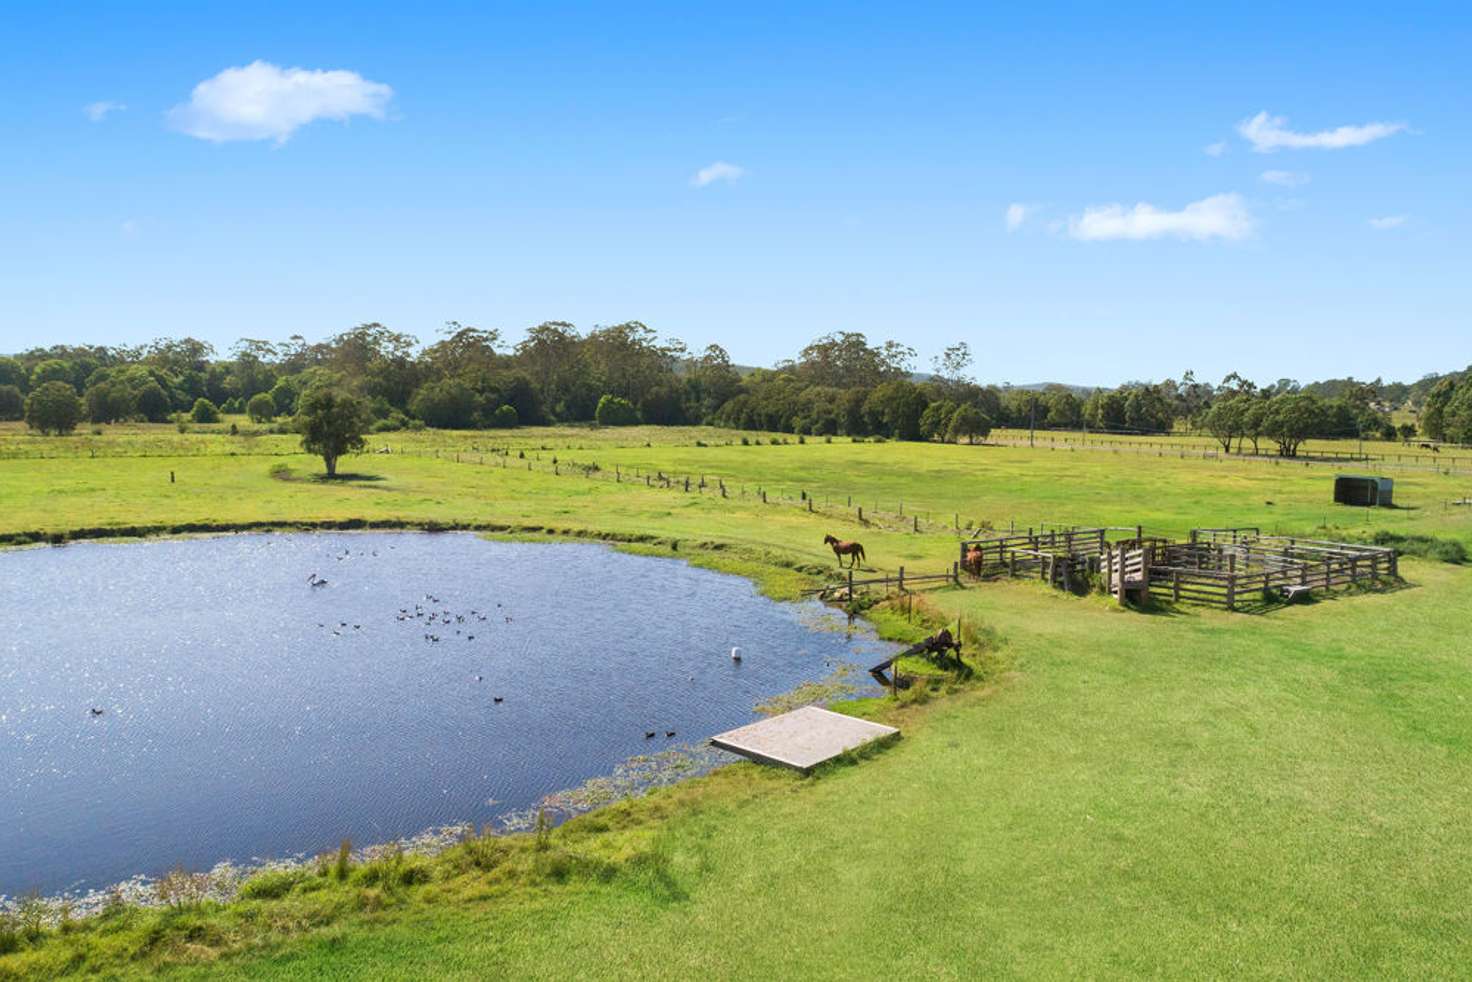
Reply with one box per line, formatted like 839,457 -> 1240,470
1,323 -> 1464,457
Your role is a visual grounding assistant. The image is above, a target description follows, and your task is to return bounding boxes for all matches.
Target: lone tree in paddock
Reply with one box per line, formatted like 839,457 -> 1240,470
24,380 -> 84,435
295,386 -> 372,478
946,404 -> 992,445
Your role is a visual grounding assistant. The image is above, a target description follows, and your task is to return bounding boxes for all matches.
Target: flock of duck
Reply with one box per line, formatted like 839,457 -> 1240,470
90,546 -> 752,745
396,597 -> 501,644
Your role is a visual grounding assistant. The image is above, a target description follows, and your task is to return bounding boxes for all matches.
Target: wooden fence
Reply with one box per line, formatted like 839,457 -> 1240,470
804,563 -> 963,597
1146,531 -> 1397,609
953,522 -> 1400,611
957,526 -> 1134,577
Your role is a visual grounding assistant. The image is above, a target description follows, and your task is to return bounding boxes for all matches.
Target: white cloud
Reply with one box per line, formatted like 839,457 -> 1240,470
1260,169 -> 1309,187
690,161 -> 745,187
168,61 -> 393,143
84,101 -> 125,122
1369,215 -> 1407,229
1004,203 -> 1031,231
1067,193 -> 1252,242
1237,111 -> 1405,152
1203,141 -> 1227,157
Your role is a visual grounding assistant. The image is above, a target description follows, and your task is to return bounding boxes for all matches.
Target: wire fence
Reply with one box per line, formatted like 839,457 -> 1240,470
987,433 -> 1466,475
389,445 -> 1014,540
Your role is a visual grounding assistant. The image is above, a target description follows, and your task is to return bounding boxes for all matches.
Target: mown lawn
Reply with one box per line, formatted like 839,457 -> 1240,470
2,426 -> 1469,978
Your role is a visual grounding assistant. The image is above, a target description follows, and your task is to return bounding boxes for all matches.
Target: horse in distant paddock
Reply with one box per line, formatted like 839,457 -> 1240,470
823,534 -> 866,568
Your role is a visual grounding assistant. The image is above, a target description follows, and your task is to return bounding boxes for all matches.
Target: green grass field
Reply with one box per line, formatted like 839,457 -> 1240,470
2,423 -> 1470,979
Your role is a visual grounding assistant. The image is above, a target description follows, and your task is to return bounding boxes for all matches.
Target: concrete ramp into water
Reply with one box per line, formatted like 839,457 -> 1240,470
710,706 -> 899,773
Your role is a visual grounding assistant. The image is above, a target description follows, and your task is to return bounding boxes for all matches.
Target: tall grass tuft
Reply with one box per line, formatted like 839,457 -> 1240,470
534,807 -> 553,852
0,908 -> 20,955
155,866 -> 210,909
334,839 -> 353,882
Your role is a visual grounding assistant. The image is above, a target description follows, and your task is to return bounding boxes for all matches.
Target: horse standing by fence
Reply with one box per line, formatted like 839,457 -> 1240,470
963,546 -> 984,576
823,534 -> 867,569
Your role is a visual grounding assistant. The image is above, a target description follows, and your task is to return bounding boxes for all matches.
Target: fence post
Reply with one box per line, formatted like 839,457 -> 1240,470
848,567 -> 854,598
913,515 -> 918,532
898,566 -> 905,593
1173,570 -> 1180,603
857,506 -> 863,522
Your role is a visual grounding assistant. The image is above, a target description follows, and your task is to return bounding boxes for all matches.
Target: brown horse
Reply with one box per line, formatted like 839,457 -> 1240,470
824,534 -> 866,568
963,546 -> 984,576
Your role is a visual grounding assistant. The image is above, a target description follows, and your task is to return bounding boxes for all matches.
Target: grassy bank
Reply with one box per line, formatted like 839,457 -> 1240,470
2,425 -> 1470,978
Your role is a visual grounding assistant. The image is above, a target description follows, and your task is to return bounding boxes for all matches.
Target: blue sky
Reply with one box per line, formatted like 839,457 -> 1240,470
2,2 -> 1467,386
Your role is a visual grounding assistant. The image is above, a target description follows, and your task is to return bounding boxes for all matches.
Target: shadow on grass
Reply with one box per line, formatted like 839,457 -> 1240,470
309,472 -> 387,484
1121,596 -> 1190,618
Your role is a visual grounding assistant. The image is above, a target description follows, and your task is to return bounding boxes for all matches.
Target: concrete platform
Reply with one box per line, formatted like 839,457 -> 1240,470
710,706 -> 900,773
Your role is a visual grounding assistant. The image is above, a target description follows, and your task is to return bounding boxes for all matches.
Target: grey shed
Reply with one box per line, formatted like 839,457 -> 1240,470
1334,474 -> 1394,507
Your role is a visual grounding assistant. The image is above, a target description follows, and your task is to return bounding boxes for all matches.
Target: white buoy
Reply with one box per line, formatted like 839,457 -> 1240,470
730,646 -> 743,662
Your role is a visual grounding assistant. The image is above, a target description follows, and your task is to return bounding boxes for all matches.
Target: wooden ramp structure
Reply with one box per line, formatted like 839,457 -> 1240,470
710,706 -> 899,773
1103,541 -> 1152,605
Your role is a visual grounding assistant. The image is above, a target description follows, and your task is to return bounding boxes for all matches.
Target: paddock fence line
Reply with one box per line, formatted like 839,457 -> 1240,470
986,432 -> 1467,475
391,445 -> 1030,540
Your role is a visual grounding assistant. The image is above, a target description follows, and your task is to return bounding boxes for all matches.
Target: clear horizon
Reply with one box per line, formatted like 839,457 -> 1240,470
3,2 -> 1468,388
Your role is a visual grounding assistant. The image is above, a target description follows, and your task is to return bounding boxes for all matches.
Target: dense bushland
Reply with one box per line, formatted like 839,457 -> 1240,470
2,329 -> 1457,448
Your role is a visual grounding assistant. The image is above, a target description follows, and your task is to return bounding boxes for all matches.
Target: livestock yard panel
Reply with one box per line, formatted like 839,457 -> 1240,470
966,523 -> 1398,611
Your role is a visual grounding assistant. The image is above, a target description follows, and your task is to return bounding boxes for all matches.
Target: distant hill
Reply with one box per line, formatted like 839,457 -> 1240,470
1008,382 -> 1096,396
